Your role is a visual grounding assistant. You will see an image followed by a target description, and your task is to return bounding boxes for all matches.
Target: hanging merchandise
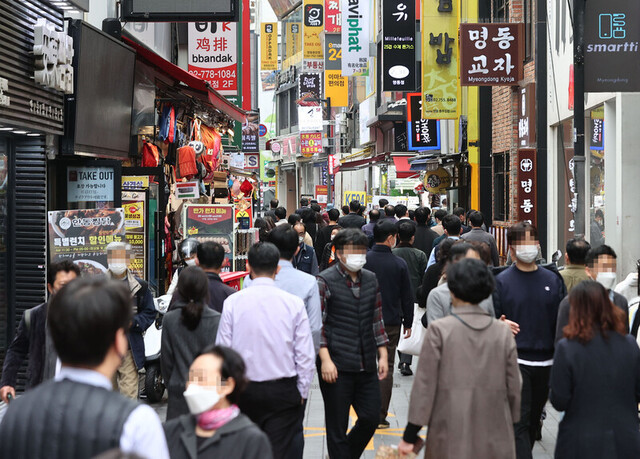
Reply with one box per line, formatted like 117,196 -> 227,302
190,118 -> 202,141
142,141 -> 160,167
176,145 -> 198,178
158,105 -> 177,143
188,141 -> 206,156
200,125 -> 222,170
230,179 -> 241,197
239,178 -> 253,196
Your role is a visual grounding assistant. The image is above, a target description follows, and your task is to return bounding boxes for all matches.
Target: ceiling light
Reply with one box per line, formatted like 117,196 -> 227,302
13,131 -> 28,134
27,133 -> 41,137
0,127 -> 13,131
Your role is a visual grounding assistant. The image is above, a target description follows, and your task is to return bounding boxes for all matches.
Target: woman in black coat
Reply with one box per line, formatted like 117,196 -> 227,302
550,281 -> 640,459
161,266 -> 221,420
164,345 -> 272,459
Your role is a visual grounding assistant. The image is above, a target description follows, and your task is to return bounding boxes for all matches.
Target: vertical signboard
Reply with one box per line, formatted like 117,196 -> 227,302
382,0 -> 416,91
518,83 -> 536,147
341,0 -> 369,75
585,0 -> 640,92
324,34 -> 348,107
407,93 -> 440,150
261,22 -> 278,70
299,72 -> 322,99
242,110 -> 260,152
188,22 -> 238,95
459,23 -> 524,86
421,0 -> 459,119
303,0 -> 324,60
122,191 -> 147,279
286,22 -> 302,59
325,0 -> 341,32
517,148 -> 537,225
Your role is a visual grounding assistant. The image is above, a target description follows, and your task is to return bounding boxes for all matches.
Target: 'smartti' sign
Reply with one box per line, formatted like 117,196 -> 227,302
188,22 -> 237,95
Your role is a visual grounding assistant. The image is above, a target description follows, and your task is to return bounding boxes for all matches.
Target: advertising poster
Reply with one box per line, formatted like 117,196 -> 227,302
382,0 -> 416,91
315,185 -> 328,207
407,93 -> 440,150
325,0 -> 341,32
422,0 -> 459,119
303,0 -> 324,60
48,208 -> 125,274
234,197 -> 253,228
188,22 -> 238,95
260,23 -> 278,71
242,110 -> 260,152
122,191 -> 146,279
183,204 -> 234,271
341,0 -> 369,75
300,132 -> 323,156
324,34 -> 348,107
67,166 -> 115,204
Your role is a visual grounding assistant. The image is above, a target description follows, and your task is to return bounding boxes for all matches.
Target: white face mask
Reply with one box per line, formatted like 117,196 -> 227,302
342,253 -> 367,272
514,245 -> 538,264
185,258 -> 197,267
298,236 -> 305,245
109,263 -> 127,275
183,384 -> 221,415
331,234 -> 336,241
596,271 -> 617,290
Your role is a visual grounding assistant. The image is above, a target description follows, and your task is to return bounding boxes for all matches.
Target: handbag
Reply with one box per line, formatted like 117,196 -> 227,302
397,304 -> 427,356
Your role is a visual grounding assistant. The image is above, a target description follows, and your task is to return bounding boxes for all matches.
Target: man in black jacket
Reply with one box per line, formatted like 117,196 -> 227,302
364,220 -> 413,429
0,261 -> 80,403
413,207 -> 438,258
338,200 -> 367,229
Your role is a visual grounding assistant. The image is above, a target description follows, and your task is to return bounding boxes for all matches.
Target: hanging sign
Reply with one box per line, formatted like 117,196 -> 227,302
183,204 -> 234,271
300,132 -> 323,156
460,23 -> 524,86
175,181 -> 201,199
341,0 -> 369,75
67,166 -> 115,203
244,152 -> 260,169
382,0 -> 416,91
407,93 -> 440,150
298,106 -> 324,131
421,0 -> 459,119
242,110 -> 260,152
303,0 -> 324,60
516,148 -> 537,225
423,167 -> 451,193
122,175 -> 150,190
286,22 -> 302,60
325,0 -> 341,32
518,83 -> 536,147
324,34 -> 348,107
261,23 -> 278,71
344,190 -> 366,205
299,72 -> 322,99
188,22 -> 238,95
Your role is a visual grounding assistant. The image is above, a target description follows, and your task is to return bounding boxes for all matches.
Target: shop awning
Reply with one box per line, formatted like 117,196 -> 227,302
392,155 -> 420,178
334,152 -> 389,174
122,36 -> 247,123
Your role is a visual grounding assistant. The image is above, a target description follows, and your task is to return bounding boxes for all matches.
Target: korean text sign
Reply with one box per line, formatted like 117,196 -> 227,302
188,22 -> 237,95
460,23 -> 524,86
517,149 -> 537,225
341,0 -> 369,76
67,166 -> 114,203
300,132 -> 323,156
407,93 -> 440,150
184,204 -> 234,271
324,34 -> 348,107
382,0 -> 416,91
421,0 -> 459,119
325,0 -> 341,32
122,192 -> 146,279
261,23 -> 278,71
303,0 -> 324,60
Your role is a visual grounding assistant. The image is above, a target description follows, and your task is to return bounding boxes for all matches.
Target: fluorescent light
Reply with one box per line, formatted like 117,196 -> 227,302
27,133 -> 41,137
0,127 -> 13,131
13,131 -> 28,134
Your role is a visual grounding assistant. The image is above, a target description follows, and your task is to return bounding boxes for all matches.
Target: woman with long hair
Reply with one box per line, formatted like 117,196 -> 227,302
550,280 -> 640,458
161,266 -> 221,420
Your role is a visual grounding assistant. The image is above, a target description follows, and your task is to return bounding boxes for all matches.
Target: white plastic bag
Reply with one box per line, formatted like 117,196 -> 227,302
397,304 -> 426,356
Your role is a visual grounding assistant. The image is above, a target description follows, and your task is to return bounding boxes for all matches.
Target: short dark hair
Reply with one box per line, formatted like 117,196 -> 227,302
585,244 -> 617,267
398,221 -> 416,242
274,206 -> 287,220
436,238 -> 456,263
47,260 -> 81,286
374,219 -> 398,243
197,241 -> 226,270
328,208 -> 340,221
453,207 -> 466,217
414,207 -> 429,225
394,204 -> 408,219
379,198 -> 389,207
342,205 -> 350,215
469,211 -> 484,228
270,199 -> 279,209
288,213 -> 302,225
349,200 -> 361,212
408,210 -> 415,221
506,221 -> 538,246
384,205 -> 396,217
333,228 -> 369,251
442,214 -> 462,236
247,242 -> 280,276
267,224 -> 299,260
198,345 -> 249,405
447,258 -> 495,304
177,266 -> 209,331
49,276 -> 131,367
369,209 -> 381,222
300,198 -> 309,207
434,209 -> 448,222
310,203 -> 321,213
447,241 -> 478,264
566,238 -> 591,265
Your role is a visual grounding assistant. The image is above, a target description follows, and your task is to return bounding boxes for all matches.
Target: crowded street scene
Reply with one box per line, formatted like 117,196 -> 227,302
1,0 -> 640,458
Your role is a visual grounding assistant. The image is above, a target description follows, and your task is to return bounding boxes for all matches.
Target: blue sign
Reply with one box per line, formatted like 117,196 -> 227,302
258,124 -> 267,137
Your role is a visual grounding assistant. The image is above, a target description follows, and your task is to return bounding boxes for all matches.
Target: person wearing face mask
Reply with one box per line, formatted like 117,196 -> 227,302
555,245 -> 629,343
363,220 -> 413,429
494,222 -> 566,459
106,242 -> 157,399
163,346 -> 272,459
293,221 -> 319,276
0,277 -> 169,459
167,238 -> 200,297
320,226 -> 342,271
316,228 -> 389,458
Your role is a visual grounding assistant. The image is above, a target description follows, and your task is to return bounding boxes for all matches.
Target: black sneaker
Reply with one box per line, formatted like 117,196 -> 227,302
378,420 -> 390,429
399,363 -> 413,376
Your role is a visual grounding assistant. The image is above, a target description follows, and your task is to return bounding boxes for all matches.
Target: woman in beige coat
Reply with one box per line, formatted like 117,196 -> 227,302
399,258 -> 522,459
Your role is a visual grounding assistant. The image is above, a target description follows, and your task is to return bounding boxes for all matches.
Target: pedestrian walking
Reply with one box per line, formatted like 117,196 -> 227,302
167,237 -> 200,296
106,242 -> 157,399
416,239 -> 456,311
382,204 -> 397,222
293,221 -> 320,275
274,206 -> 288,226
558,238 -> 591,293
494,222 -> 565,459
317,228 -> 389,459
162,266 -> 221,420
453,206 -> 471,234
430,209 -> 447,236
364,220 -> 413,428
216,242 -> 315,459
461,211 -> 500,266
163,345 -> 273,459
413,207 -> 438,258
427,214 -> 463,268
0,276 -> 169,459
361,208 -> 381,239
320,225 -> 342,271
398,259 -> 521,459
338,200 -> 367,229
550,281 -> 640,459
0,261 -> 80,403
315,208 -> 340,259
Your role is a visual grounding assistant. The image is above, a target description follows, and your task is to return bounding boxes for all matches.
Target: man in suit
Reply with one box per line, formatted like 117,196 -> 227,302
338,200 -> 367,229
293,221 -> 320,276
413,207 -> 438,258
461,211 -> 500,266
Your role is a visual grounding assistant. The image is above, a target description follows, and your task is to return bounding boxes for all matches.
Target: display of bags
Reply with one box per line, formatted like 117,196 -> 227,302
397,304 -> 427,356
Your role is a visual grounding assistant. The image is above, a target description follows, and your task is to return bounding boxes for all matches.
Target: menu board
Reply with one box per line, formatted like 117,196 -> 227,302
183,204 -> 234,271
122,190 -> 147,279
48,208 -> 125,274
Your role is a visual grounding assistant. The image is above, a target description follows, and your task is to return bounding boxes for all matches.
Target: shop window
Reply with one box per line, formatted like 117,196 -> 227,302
493,0 -> 508,22
278,91 -> 289,132
493,152 -> 510,221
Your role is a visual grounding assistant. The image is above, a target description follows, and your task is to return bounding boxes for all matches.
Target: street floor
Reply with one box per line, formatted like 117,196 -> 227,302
150,359 -> 559,458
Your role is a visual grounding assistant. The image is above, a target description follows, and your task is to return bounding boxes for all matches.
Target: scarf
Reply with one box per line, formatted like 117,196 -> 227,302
197,404 -> 240,431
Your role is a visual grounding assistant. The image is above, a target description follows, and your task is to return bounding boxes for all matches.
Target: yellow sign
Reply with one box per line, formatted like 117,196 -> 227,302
303,0 -> 323,60
122,175 -> 149,189
261,23 -> 278,71
285,22 -> 301,60
343,191 -> 366,205
423,168 -> 452,193
421,0 -> 460,119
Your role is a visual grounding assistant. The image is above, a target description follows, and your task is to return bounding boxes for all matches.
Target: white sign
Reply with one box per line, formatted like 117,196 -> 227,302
341,0 -> 369,76
230,152 -> 245,169
298,106 -> 323,132
175,181 -> 201,200
0,78 -> 9,107
67,167 -> 114,203
244,153 -> 260,170
188,22 -> 238,95
33,18 -> 74,94
359,97 -> 372,145
302,60 -> 324,72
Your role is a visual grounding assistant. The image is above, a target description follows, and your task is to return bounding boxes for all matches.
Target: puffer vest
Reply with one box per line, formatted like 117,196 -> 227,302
0,379 -> 138,459
318,266 -> 379,372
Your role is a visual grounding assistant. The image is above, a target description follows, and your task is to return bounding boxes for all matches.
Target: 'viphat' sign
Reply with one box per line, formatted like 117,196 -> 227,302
341,0 -> 369,76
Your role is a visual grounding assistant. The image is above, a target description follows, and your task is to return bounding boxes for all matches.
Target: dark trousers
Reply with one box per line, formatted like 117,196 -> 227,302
398,351 -> 412,365
380,325 -> 400,422
515,364 -> 551,459
239,377 -> 303,459
319,369 -> 381,459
